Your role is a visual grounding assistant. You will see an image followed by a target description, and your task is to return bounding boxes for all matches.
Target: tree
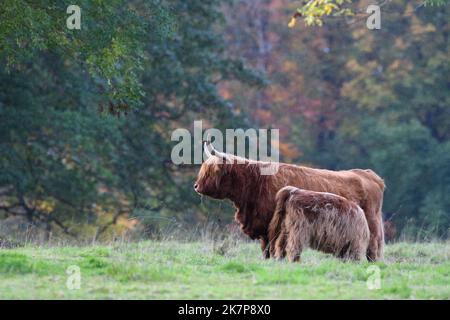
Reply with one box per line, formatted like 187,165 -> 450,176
0,0 -> 175,110
289,0 -> 449,27
221,0 -> 450,238
0,0 -> 263,240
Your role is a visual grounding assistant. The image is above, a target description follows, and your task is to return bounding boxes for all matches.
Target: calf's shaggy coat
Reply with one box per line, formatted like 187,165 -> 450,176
194,141 -> 385,261
269,186 -> 370,262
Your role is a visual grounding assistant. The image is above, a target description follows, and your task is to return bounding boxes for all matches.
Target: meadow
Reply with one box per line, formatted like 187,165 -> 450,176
0,240 -> 449,299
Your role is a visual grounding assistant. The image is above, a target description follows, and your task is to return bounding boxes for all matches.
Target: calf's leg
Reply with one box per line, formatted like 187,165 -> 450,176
285,217 -> 303,263
273,229 -> 287,260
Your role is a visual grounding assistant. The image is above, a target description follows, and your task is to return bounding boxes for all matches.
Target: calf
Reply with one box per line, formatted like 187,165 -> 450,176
269,186 -> 370,262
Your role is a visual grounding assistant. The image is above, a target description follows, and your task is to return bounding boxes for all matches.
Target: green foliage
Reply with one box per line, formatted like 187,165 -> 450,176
291,0 -> 448,27
275,0 -> 450,237
0,0 -> 176,108
331,118 -> 450,236
0,0 -> 263,238
333,1 -> 450,237
291,0 -> 353,27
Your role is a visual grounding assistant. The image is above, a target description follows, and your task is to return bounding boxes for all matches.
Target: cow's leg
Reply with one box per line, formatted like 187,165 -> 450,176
377,209 -> 385,259
260,237 -> 270,259
275,236 -> 287,260
269,226 -> 287,259
269,238 -> 276,258
365,208 -> 384,262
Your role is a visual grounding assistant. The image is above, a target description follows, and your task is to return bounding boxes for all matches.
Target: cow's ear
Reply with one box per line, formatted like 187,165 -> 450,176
213,163 -> 221,174
221,157 -> 231,175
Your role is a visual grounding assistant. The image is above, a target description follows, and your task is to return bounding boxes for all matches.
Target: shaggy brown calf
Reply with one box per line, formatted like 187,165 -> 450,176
194,141 -> 385,261
269,186 -> 370,262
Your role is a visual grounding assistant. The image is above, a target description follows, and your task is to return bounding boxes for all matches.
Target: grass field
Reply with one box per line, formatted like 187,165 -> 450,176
0,241 -> 449,299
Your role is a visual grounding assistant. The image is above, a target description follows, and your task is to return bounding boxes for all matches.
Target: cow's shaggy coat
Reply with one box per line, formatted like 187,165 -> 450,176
194,142 -> 385,261
269,186 -> 370,262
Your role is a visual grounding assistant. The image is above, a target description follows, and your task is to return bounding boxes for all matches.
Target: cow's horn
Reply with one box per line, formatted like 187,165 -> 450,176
203,140 -> 213,158
210,143 -> 228,163
203,135 -> 228,162
203,134 -> 216,158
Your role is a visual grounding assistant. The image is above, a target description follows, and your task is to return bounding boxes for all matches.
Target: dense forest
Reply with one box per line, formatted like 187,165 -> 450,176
0,0 -> 449,242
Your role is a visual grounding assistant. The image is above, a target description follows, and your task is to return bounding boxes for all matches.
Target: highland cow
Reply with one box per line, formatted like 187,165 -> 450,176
194,140 -> 385,261
269,186 -> 370,262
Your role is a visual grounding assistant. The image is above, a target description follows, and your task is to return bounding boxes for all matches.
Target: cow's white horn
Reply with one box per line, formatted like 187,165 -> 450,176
204,141 -> 213,159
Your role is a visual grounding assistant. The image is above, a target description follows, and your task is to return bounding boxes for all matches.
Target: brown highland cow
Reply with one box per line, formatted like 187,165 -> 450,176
194,141 -> 385,261
269,186 -> 370,262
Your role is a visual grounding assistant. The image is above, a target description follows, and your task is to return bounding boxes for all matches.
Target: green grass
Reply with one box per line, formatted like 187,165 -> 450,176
0,241 -> 449,299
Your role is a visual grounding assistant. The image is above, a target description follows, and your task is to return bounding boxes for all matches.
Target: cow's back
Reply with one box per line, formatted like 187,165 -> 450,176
269,164 -> 384,216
